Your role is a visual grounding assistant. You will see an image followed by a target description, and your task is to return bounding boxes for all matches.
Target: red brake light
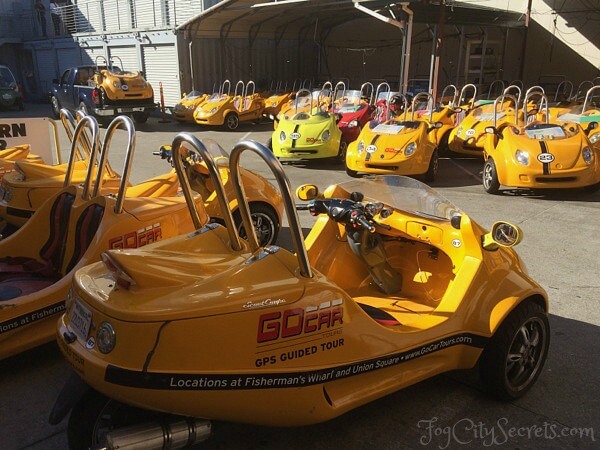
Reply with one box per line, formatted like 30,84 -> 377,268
101,252 -> 136,289
92,89 -> 100,105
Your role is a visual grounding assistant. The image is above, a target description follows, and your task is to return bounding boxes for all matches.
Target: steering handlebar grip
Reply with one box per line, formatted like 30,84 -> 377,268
296,204 -> 310,211
358,216 -> 376,233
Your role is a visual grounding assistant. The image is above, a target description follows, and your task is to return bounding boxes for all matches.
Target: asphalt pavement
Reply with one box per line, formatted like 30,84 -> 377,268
0,103 -> 598,449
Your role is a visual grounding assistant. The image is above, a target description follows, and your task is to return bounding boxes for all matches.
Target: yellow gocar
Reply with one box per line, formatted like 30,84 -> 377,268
51,140 -> 549,449
482,92 -> 600,194
194,80 -> 265,130
172,90 -> 209,123
346,93 -> 441,180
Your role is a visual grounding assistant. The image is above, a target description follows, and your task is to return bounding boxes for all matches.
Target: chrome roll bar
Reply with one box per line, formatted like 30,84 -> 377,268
554,80 -> 573,102
375,82 -> 391,101
503,84 -> 522,106
361,82 -> 374,105
582,85 -> 600,114
574,80 -> 593,101
487,80 -> 505,99
458,84 -> 477,109
294,88 -> 312,115
492,94 -> 518,128
91,116 -> 135,213
439,84 -> 457,107
220,79 -> 231,97
523,91 -> 549,125
390,94 -> 409,122
234,80 -> 245,97
63,115 -> 99,198
411,92 -> 434,122
333,81 -> 346,105
59,108 -> 88,162
171,133 -> 242,250
229,140 -> 312,278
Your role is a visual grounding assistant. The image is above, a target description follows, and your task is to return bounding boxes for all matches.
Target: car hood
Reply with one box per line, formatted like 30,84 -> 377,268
511,132 -> 589,168
354,124 -> 425,161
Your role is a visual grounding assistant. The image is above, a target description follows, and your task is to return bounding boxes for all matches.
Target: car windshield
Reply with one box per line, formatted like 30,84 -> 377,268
185,90 -> 204,100
337,175 -> 461,221
524,123 -> 567,140
335,91 -> 365,113
0,67 -> 16,88
372,120 -> 421,135
184,139 -> 229,167
376,91 -> 399,102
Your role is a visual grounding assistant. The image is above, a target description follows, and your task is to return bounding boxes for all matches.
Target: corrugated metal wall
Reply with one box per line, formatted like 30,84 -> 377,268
188,38 -> 314,94
109,46 -> 140,72
142,44 -> 180,106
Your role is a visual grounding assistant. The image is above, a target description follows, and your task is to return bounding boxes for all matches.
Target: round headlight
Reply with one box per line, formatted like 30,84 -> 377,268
582,146 -> 593,164
589,133 -> 600,144
348,119 -> 359,128
404,142 -> 417,157
97,322 -> 116,354
321,130 -> 331,142
279,131 -> 286,143
209,107 -> 218,114
515,149 -> 529,166
357,140 -> 365,154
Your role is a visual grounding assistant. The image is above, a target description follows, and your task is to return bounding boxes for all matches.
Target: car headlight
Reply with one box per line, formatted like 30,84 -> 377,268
516,149 -> 529,166
357,140 -> 365,154
97,321 -> 116,354
582,146 -> 593,164
589,133 -> 600,144
187,104 -> 196,110
348,119 -> 359,128
113,81 -> 120,89
404,142 -> 417,157
209,107 -> 218,114
321,130 -> 330,142
280,131 -> 286,142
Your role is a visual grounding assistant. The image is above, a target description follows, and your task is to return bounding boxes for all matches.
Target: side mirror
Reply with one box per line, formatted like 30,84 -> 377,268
482,222 -> 523,250
485,126 -> 496,134
296,184 -> 319,201
454,107 -> 463,113
433,121 -> 443,129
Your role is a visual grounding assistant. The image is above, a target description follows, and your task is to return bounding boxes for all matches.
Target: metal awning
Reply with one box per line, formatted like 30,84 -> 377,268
178,0 -> 525,41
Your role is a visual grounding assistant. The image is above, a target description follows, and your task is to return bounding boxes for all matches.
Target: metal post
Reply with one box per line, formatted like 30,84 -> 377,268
158,81 -> 170,123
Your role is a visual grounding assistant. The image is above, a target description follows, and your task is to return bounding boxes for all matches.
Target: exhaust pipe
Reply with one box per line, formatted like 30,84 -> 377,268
95,418 -> 211,450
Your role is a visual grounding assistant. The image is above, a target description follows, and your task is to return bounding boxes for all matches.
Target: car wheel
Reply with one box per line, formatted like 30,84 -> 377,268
68,390 -> 159,450
483,158 -> 501,194
423,149 -> 439,182
132,112 -> 149,124
583,182 -> 600,193
335,140 -> 348,164
225,112 -> 239,130
50,95 -> 61,118
266,137 -> 273,151
437,130 -> 451,157
234,203 -> 279,247
479,301 -> 550,401
345,166 -> 360,178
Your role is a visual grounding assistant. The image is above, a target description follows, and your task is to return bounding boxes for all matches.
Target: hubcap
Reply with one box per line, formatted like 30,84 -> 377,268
505,317 -> 546,392
228,115 -> 238,129
237,212 -> 276,246
483,164 -> 493,187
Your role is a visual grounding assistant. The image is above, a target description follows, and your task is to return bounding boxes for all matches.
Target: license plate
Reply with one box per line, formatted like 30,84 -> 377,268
132,107 -> 144,112
70,301 -> 92,341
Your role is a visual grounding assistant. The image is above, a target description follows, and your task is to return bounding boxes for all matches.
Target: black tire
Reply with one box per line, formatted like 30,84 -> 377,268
50,95 -> 61,118
583,182 -> 600,193
234,203 -> 279,247
224,112 -> 239,130
479,301 -> 550,401
335,140 -> 348,164
423,149 -> 439,182
68,390 -> 159,450
132,112 -> 149,124
437,130 -> 451,157
266,137 -> 273,151
483,158 -> 501,194
345,166 -> 360,178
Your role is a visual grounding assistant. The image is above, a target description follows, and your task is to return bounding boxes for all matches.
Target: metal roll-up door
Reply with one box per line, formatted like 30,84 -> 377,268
142,44 -> 180,107
109,46 -> 140,73
82,46 -> 107,66
56,48 -> 81,72
35,48 -> 57,96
